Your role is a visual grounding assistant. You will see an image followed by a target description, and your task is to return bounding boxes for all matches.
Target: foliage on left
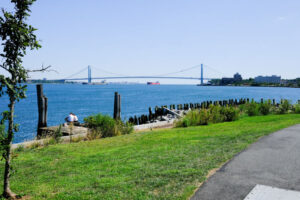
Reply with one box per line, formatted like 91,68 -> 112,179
0,0 -> 41,198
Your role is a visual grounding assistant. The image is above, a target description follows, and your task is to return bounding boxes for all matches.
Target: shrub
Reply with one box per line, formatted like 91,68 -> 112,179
84,114 -> 118,138
209,105 -> 224,123
246,101 -> 259,116
185,110 -> 201,126
175,105 -> 239,128
238,104 -> 247,113
175,109 -> 210,127
84,114 -> 134,139
116,121 -> 134,135
197,109 -> 210,125
294,104 -> 300,114
221,106 -> 240,121
259,101 -> 271,115
175,118 -> 190,128
277,100 -> 292,114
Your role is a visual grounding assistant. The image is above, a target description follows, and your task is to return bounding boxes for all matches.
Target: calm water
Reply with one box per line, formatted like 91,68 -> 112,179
0,84 -> 300,143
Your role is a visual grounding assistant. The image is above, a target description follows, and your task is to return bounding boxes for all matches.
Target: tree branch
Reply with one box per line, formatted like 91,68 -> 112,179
26,65 -> 57,73
0,64 -> 9,72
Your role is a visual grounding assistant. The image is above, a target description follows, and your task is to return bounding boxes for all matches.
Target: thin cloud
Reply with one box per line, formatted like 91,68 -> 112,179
277,16 -> 287,21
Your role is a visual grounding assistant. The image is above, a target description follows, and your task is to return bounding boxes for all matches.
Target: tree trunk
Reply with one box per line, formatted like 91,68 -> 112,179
3,99 -> 17,199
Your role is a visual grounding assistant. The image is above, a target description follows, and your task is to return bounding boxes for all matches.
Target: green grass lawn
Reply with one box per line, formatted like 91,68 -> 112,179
2,114 -> 300,200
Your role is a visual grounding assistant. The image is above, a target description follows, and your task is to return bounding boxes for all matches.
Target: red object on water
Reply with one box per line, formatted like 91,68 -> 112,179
147,81 -> 160,85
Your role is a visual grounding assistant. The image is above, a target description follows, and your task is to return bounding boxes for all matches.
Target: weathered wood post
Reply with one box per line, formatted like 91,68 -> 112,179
36,84 -> 47,137
129,117 -> 134,124
134,116 -> 138,125
113,92 -> 121,120
149,107 -> 153,121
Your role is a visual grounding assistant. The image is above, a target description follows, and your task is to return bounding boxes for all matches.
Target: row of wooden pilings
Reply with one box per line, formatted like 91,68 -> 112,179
127,98 -> 283,125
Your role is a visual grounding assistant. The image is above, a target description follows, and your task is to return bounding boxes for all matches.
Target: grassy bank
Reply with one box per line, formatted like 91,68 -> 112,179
2,114 -> 300,199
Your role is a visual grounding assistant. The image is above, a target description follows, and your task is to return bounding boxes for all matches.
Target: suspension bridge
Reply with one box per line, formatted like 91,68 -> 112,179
54,64 -> 221,85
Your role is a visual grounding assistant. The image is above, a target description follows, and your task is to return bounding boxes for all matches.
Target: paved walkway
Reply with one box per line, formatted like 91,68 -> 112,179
191,124 -> 300,200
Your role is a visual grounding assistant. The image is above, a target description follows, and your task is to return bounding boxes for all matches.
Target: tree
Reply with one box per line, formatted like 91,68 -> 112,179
0,0 -> 48,198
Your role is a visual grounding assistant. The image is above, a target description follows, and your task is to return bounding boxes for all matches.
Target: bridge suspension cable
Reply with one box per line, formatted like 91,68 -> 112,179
152,64 -> 202,77
203,64 -> 225,77
63,66 -> 89,79
91,66 -> 127,76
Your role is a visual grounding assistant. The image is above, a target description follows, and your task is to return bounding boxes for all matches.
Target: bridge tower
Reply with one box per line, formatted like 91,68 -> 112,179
201,63 -> 204,85
88,65 -> 92,83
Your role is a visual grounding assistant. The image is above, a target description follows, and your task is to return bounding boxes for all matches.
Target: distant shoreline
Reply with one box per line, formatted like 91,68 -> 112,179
25,82 -> 300,88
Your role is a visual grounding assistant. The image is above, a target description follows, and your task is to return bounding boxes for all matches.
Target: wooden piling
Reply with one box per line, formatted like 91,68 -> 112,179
190,103 -> 193,109
149,107 -> 153,121
113,92 -> 121,120
36,84 -> 48,137
129,117 -> 134,124
134,116 -> 138,125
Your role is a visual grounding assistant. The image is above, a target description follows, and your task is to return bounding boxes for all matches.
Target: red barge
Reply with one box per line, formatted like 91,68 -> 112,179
147,81 -> 160,85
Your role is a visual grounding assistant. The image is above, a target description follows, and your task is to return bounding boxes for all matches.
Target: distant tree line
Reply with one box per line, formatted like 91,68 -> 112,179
209,78 -> 300,88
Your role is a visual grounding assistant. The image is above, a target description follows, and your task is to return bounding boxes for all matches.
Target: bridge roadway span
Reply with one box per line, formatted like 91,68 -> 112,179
54,76 -> 216,81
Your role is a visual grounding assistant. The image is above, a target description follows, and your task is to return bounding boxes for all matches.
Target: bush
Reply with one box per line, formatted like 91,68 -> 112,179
117,121 -> 134,135
175,105 -> 239,128
221,106 -> 240,121
294,104 -> 300,114
84,114 -> 134,139
175,109 -> 210,127
246,101 -> 259,116
197,109 -> 210,125
277,100 -> 292,114
259,101 -> 271,115
209,105 -> 224,123
185,110 -> 201,126
181,118 -> 190,127
84,114 -> 118,138
238,104 -> 247,113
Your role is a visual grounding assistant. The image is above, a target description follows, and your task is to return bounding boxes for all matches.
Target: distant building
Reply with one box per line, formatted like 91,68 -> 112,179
221,73 -> 243,85
233,73 -> 242,82
254,75 -> 281,84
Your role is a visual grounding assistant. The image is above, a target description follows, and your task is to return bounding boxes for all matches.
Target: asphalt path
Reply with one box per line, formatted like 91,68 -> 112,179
191,124 -> 300,200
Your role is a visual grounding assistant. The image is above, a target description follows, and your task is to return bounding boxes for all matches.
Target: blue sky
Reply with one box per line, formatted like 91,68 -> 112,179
0,0 -> 300,84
